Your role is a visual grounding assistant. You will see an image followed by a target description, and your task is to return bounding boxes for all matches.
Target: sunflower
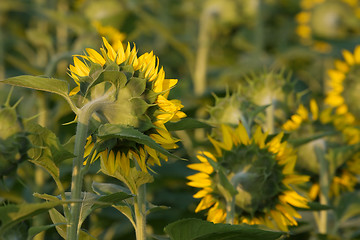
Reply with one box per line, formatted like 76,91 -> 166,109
296,0 -> 360,52
281,100 -> 360,199
69,37 -> 186,174
324,45 -> 360,144
187,123 -> 309,231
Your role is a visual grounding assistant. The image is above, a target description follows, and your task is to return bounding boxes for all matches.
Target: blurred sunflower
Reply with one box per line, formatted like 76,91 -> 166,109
282,99 -> 318,132
92,21 -> 126,52
324,45 -> 360,144
187,123 -> 309,231
296,0 -> 360,52
281,100 -> 360,199
69,37 -> 186,174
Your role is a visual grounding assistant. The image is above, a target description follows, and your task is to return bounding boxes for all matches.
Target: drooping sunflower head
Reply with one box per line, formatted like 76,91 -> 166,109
296,0 -> 360,52
71,37 -> 186,173
325,45 -> 360,144
187,123 -> 309,231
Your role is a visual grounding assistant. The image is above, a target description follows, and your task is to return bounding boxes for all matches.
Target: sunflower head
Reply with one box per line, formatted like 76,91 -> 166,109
325,45 -> 360,144
72,37 -> 186,174
296,0 -> 360,52
187,123 -> 309,231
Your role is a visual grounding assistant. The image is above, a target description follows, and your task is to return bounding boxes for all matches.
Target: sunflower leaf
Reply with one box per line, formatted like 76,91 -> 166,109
165,118 -> 212,131
288,131 -> 336,147
164,218 -> 283,240
0,201 -> 61,236
202,153 -> 237,198
92,182 -> 132,195
27,223 -> 64,240
97,124 -> 183,160
335,192 -> 360,223
49,208 -> 97,240
1,75 -> 69,98
26,123 -> 74,181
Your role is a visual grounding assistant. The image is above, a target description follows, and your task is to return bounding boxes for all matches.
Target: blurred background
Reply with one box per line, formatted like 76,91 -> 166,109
1,0 -> 360,239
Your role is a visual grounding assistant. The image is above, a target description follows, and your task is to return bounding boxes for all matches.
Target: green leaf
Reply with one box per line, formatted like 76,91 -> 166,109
113,204 -> 135,228
79,192 -> 98,227
26,122 -> 74,181
335,192 -> 360,223
164,218 -> 283,240
92,182 -> 131,195
97,124 -> 182,160
0,201 -> 61,235
165,118 -> 212,131
288,131 -> 336,147
49,208 -> 97,240
48,208 -> 67,239
1,75 -> 69,99
146,202 -> 170,215
295,202 -> 332,211
27,223 -> 64,240
33,193 -> 60,202
203,154 -> 237,198
92,192 -> 133,211
0,108 -> 22,140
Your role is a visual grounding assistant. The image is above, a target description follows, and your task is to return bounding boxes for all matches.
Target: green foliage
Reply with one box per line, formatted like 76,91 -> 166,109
0,201 -> 61,236
1,76 -> 69,99
165,118 -> 212,131
26,123 -> 74,181
164,218 -> 283,240
98,123 -> 182,160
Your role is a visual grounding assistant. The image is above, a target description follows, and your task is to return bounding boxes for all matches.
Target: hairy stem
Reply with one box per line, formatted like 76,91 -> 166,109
315,145 -> 329,234
67,96 -> 113,240
134,183 -> 147,240
226,196 -> 235,224
67,120 -> 88,240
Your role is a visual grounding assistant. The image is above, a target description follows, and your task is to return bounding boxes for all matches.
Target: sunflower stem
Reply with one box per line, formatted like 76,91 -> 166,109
67,120 -> 88,240
315,145 -> 329,234
226,196 -> 235,224
255,0 -> 264,55
134,183 -> 147,240
67,97 -> 113,240
194,5 -> 214,96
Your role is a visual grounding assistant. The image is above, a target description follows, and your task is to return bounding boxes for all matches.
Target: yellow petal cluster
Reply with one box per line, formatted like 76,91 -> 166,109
282,100 -> 318,131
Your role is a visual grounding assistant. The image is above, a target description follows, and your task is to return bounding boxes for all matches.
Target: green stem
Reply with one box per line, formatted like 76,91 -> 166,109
266,102 -> 274,135
134,183 -> 147,240
67,95 -> 114,240
226,196 -> 235,224
315,145 -> 329,234
255,0 -> 264,55
194,6 -> 213,96
67,120 -> 88,240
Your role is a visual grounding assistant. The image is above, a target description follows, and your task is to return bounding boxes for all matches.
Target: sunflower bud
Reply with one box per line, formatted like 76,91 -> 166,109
0,101 -> 29,167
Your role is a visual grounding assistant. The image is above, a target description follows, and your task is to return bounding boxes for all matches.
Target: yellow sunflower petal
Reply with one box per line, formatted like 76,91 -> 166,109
342,49 -> 355,65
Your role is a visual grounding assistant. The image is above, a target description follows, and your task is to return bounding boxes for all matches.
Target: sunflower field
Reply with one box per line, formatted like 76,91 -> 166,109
2,0 -> 360,239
